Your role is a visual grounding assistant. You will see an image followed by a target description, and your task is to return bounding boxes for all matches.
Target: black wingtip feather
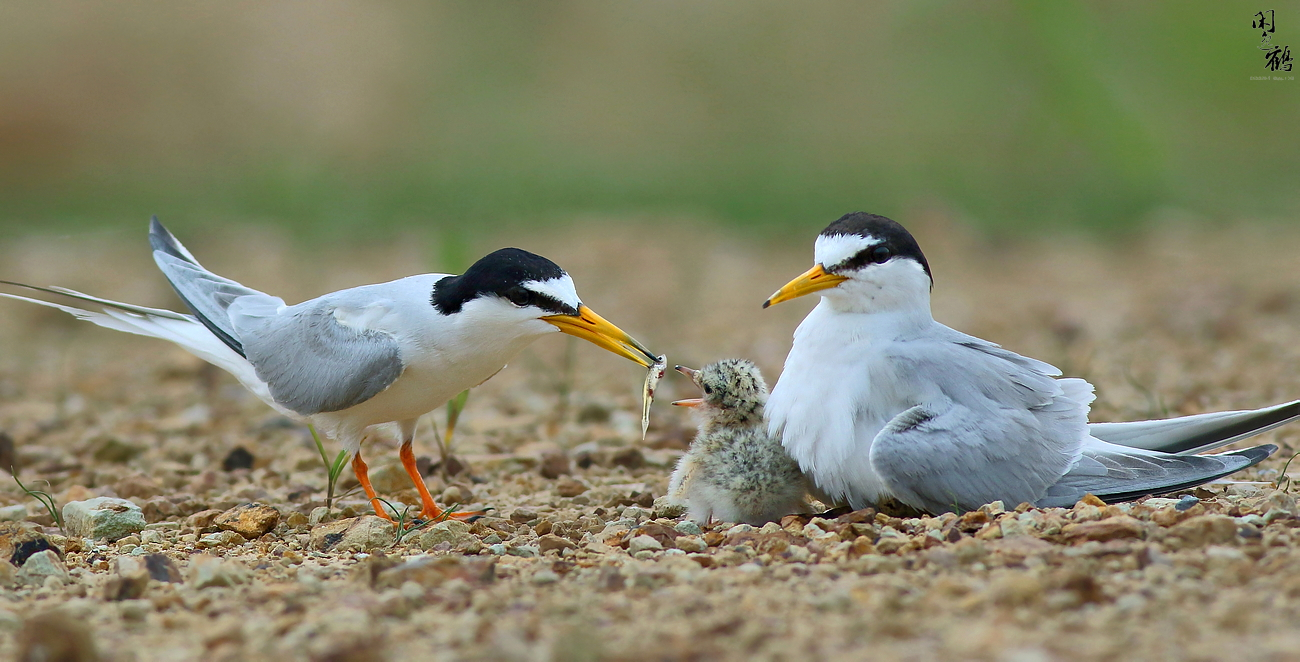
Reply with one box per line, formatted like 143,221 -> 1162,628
1095,444 -> 1278,505
1228,443 -> 1278,467
146,218 -> 247,358
149,216 -> 194,265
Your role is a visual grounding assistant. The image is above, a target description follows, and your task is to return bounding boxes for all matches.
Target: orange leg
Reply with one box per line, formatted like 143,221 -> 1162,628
352,452 -> 393,521
399,440 -> 483,521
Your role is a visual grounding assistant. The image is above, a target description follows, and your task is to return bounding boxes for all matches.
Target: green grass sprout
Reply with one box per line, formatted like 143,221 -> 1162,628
1273,449 -> 1300,493
310,424 -> 350,510
444,389 -> 470,452
12,468 -> 64,533
371,496 -> 462,545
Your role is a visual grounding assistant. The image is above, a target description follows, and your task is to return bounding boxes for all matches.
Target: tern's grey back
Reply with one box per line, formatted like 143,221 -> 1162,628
230,296 -> 405,415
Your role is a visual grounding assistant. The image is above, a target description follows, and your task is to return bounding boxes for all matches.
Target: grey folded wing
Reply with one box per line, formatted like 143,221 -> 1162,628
870,401 -> 1084,514
870,330 -> 1091,513
229,297 -> 405,416
1037,443 -> 1276,508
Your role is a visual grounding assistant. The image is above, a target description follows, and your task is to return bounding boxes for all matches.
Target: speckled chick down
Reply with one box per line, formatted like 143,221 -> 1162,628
667,359 -> 811,525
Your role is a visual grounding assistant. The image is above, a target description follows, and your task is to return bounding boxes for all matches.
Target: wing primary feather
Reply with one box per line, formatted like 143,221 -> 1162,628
1038,444 -> 1277,508
1089,445 -> 1276,504
149,216 -> 202,265
148,218 -> 248,357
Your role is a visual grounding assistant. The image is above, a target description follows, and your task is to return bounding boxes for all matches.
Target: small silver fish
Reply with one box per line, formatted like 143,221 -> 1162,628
642,355 -> 667,439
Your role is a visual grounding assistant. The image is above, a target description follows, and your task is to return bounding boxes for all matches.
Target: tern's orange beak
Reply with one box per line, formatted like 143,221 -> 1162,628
542,305 -> 658,367
762,264 -> 849,308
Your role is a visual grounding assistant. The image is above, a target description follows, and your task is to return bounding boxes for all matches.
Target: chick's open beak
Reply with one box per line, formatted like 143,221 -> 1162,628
762,264 -> 849,308
542,305 -> 658,367
671,365 -> 702,406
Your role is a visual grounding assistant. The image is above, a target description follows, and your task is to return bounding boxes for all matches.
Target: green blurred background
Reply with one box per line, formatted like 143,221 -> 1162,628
1,1 -> 1297,240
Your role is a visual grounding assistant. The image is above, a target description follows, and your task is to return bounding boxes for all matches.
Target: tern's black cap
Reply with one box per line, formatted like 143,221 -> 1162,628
821,212 -> 931,281
431,248 -> 577,316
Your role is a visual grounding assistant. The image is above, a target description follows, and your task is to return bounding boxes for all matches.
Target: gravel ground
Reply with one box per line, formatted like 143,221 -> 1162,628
2,218 -> 1300,662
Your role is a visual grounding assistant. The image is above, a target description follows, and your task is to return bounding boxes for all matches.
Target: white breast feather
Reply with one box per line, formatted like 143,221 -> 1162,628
768,301 -> 901,507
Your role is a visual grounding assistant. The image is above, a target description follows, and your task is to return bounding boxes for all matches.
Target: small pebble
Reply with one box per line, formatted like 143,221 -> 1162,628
62,497 -> 146,542
531,570 -> 560,584
674,521 -> 702,536
187,555 -> 250,589
308,507 -> 333,526
628,535 -> 663,554
16,551 -> 69,587
115,598 -> 148,619
507,545 -> 539,558
1237,514 -> 1266,527
676,536 -> 707,553
221,447 -> 255,471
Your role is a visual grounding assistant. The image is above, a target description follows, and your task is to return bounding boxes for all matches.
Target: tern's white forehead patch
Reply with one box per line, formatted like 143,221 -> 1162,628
815,233 -> 878,269
524,275 -> 582,308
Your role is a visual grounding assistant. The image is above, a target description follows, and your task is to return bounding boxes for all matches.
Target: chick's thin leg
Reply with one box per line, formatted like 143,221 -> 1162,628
351,451 -> 393,522
397,419 -> 484,522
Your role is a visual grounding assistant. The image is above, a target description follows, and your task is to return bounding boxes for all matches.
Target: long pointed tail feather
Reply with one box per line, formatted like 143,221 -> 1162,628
0,286 -> 287,416
0,280 -> 191,321
1090,401 -> 1300,455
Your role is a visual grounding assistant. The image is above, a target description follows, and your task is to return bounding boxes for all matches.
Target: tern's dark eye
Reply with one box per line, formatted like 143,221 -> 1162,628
703,384 -> 713,395
503,287 -> 532,307
871,246 -> 892,264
